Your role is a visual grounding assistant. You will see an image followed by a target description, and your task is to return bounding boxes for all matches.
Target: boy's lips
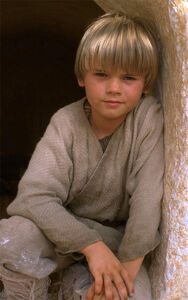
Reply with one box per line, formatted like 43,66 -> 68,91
103,100 -> 123,107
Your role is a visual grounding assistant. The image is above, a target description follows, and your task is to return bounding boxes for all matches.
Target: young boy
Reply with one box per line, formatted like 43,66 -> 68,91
0,12 -> 164,300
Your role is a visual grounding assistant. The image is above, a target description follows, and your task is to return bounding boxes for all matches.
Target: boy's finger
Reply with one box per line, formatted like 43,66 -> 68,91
86,283 -> 95,300
94,274 -> 103,294
113,274 -> 128,300
93,292 -> 105,300
93,294 -> 102,300
121,268 -> 134,297
104,274 -> 113,300
112,284 -> 121,300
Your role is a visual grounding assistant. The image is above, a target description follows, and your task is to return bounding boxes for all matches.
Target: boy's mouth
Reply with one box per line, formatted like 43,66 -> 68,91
103,100 -> 122,107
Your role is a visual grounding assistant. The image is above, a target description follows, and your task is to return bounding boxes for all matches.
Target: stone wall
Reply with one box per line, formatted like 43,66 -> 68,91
94,1 -> 188,299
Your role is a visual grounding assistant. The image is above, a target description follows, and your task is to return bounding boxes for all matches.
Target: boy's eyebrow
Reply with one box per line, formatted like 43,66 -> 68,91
122,73 -> 141,77
123,74 -> 136,77
94,69 -> 105,72
93,69 -> 141,78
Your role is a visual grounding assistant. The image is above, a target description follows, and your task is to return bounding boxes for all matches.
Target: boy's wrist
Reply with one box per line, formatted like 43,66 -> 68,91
79,240 -> 105,257
121,256 -> 144,281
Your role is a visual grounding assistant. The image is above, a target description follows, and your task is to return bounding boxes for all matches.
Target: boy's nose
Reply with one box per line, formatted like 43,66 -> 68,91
106,78 -> 121,94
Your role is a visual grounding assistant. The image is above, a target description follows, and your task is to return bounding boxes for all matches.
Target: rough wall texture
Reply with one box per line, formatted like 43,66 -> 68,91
94,1 -> 188,299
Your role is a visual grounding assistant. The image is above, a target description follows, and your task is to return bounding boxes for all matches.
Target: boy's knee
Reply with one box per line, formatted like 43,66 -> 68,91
0,215 -> 52,251
0,215 -> 39,235
0,215 -> 53,247
0,216 -> 34,251
0,216 -> 57,278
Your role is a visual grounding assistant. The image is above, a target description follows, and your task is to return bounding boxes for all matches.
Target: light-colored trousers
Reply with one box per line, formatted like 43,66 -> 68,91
0,216 -> 152,299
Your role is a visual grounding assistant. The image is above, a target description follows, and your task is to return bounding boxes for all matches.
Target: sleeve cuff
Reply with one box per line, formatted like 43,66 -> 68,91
117,232 -> 160,262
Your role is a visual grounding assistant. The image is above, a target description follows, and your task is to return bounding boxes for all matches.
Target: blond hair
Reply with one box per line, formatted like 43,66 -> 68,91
74,12 -> 159,91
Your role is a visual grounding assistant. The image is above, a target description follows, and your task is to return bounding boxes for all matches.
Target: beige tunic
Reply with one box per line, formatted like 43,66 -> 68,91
7,95 -> 164,261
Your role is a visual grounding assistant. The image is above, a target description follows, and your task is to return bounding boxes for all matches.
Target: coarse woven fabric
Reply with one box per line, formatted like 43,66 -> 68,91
0,264 -> 49,300
7,96 -> 164,261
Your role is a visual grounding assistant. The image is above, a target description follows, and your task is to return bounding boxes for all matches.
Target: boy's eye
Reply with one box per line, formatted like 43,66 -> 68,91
94,72 -> 107,77
123,76 -> 136,81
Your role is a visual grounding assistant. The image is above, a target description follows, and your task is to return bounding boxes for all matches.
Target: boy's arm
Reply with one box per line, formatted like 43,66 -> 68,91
118,99 -> 164,262
7,113 -> 102,254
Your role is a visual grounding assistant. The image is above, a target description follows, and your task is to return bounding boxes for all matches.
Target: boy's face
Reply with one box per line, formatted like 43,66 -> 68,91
78,67 -> 147,126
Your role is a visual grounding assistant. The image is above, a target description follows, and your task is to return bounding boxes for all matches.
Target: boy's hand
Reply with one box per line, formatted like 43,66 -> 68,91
80,241 -> 134,300
86,282 -> 124,300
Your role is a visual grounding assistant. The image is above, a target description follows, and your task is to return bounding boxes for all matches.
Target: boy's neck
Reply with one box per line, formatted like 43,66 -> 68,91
90,112 -> 126,139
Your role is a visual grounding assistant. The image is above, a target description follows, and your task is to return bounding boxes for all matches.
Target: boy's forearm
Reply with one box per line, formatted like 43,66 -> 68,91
121,256 -> 144,281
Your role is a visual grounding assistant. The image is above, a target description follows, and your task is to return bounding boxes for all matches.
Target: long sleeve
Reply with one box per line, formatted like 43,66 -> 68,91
7,110 -> 102,254
118,99 -> 164,261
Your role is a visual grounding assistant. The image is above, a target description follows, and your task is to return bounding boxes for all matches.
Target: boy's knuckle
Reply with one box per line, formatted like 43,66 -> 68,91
117,281 -> 125,290
115,261 -> 121,269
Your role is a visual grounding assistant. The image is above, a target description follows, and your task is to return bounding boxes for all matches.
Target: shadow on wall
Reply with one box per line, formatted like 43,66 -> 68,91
0,1 -> 103,218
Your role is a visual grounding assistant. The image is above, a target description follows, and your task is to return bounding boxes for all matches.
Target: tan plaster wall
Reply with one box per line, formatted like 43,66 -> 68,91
94,1 -> 188,299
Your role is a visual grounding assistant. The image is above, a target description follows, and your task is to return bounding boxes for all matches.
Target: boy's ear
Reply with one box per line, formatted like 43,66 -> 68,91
77,77 -> 85,87
143,91 -> 149,95
143,87 -> 150,95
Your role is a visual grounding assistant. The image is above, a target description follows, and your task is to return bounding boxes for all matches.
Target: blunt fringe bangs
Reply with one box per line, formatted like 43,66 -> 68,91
74,12 -> 158,91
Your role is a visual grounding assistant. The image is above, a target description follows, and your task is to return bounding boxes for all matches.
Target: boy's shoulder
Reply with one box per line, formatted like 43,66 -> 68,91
51,97 -> 86,125
134,95 -> 163,123
135,95 -> 162,113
